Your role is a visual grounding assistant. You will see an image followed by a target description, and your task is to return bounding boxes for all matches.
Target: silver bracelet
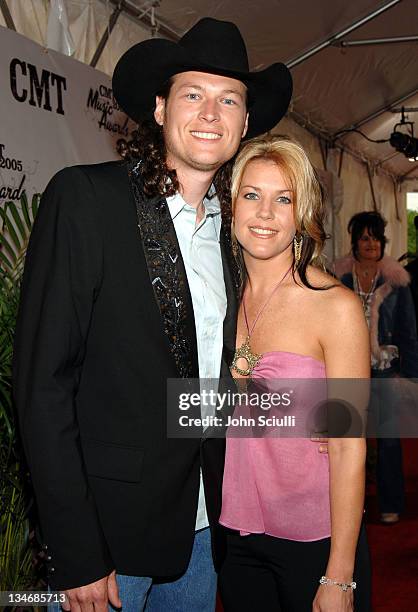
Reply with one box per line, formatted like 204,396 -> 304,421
319,576 -> 357,592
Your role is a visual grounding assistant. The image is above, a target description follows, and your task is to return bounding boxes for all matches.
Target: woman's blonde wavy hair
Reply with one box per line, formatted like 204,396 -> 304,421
230,134 -> 328,290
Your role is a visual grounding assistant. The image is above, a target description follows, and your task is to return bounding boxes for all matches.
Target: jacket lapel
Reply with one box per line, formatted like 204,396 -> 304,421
127,161 -> 199,378
219,222 -> 240,371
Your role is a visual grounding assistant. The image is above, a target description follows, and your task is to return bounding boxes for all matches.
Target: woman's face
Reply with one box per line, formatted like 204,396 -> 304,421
356,228 -> 382,262
233,158 -> 296,263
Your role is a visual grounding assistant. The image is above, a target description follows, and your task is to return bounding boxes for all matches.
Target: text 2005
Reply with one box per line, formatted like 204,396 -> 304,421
0,144 -> 23,172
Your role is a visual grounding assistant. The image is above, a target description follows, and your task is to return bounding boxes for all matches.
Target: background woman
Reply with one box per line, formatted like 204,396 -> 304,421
334,212 -> 418,524
219,135 -> 371,611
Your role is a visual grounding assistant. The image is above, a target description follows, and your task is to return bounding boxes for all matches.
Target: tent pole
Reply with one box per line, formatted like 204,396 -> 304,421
0,0 -> 16,31
286,0 -> 401,69
318,138 -> 328,170
374,151 -> 401,168
366,162 -> 378,211
400,163 -> 418,181
338,35 -> 418,47
105,0 -> 179,41
90,1 -> 124,68
338,149 -> 344,178
335,86 -> 418,133
392,178 -> 401,221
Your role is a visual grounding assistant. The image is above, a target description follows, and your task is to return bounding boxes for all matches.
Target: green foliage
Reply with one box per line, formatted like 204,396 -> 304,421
0,470 -> 34,591
0,193 -> 41,597
407,209 -> 417,256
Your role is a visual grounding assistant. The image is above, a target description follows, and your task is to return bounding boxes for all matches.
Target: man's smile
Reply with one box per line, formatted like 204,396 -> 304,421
190,131 -> 222,140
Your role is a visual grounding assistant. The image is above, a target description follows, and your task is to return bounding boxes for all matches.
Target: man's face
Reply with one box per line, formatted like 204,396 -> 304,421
154,71 -> 249,175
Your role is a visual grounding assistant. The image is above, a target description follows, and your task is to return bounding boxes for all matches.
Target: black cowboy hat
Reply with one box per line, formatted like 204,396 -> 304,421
112,17 -> 292,139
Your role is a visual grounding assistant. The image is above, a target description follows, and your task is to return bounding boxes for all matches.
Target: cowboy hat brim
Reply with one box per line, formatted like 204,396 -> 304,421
112,38 -> 292,139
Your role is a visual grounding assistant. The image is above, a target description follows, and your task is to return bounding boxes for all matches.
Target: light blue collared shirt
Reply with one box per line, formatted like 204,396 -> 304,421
167,190 -> 227,531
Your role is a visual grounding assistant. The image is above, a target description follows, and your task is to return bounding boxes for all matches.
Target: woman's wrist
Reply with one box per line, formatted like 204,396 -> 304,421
319,576 -> 356,592
324,561 -> 354,583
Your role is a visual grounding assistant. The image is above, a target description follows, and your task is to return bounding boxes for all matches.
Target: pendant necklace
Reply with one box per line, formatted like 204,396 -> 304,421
354,271 -> 377,312
231,265 -> 292,377
354,265 -> 378,312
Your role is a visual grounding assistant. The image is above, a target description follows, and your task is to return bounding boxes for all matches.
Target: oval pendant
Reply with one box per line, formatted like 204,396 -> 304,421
231,336 -> 262,377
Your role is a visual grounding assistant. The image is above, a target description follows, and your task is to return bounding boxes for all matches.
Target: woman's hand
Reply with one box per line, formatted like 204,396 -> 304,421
312,583 -> 354,611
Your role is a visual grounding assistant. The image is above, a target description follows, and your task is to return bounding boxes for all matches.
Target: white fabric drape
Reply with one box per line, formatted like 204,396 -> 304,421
47,0 -> 75,55
0,0 -> 410,257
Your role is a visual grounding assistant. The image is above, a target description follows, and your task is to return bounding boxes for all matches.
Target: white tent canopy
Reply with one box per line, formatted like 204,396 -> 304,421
2,0 -> 417,258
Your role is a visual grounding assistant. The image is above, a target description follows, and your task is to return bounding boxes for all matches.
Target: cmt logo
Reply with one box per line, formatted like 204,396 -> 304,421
10,58 -> 67,115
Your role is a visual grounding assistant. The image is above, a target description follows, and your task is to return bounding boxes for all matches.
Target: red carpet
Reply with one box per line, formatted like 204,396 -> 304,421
366,438 -> 418,611
217,439 -> 418,611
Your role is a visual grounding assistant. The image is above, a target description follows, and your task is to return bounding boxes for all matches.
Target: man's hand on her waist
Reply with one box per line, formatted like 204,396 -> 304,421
61,570 -> 121,611
311,436 -> 329,454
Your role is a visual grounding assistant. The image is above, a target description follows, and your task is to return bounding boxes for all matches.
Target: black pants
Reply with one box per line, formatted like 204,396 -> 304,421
219,524 -> 371,612
371,371 -> 405,513
377,437 -> 405,513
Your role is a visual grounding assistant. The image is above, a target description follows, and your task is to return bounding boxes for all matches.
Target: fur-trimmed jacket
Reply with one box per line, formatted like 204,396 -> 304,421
334,254 -> 418,377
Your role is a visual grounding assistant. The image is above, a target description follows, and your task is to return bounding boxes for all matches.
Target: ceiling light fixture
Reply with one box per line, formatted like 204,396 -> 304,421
390,107 -> 418,162
390,132 -> 418,161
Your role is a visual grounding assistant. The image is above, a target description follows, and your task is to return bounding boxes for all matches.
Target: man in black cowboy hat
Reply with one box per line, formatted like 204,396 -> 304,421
13,17 -> 291,611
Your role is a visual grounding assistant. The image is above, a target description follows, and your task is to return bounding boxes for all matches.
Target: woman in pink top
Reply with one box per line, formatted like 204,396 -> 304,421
219,135 -> 371,611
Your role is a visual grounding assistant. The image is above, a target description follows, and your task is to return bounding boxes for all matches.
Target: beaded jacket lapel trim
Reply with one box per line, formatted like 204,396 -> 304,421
127,160 -> 197,378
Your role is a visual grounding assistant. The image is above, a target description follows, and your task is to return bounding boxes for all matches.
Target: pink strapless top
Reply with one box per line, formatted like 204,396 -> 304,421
219,350 -> 330,541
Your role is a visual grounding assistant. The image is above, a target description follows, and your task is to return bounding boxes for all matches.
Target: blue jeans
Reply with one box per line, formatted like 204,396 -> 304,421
113,527 -> 216,611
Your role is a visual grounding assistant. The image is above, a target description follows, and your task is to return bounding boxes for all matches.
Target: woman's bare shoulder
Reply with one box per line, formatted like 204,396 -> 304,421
303,265 -> 363,318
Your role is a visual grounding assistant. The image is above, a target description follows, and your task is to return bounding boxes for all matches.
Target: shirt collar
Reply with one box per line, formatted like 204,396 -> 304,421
204,185 -> 221,215
204,198 -> 221,216
166,192 -> 186,220
166,188 -> 221,221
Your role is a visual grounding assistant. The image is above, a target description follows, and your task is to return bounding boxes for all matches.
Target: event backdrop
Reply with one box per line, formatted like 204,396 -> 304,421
0,25 -> 135,205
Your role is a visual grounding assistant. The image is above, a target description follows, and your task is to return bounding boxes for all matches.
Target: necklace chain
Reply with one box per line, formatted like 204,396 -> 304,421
231,266 -> 292,377
354,270 -> 377,310
356,262 -> 377,279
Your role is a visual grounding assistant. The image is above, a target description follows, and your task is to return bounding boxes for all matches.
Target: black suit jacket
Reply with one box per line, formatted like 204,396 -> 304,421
13,160 -> 238,590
